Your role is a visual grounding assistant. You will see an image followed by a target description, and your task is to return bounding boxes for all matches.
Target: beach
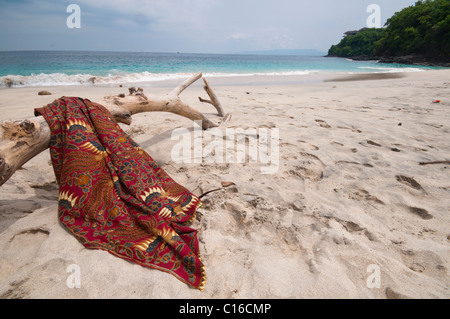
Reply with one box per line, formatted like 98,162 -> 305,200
0,69 -> 449,298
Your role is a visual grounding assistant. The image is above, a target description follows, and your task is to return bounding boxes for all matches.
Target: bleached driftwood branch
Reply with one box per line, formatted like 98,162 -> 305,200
198,78 -> 225,117
0,72 -> 226,187
0,118 -> 51,187
104,73 -> 220,129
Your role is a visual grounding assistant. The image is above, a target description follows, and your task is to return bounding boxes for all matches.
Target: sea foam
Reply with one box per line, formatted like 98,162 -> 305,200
0,70 -> 315,88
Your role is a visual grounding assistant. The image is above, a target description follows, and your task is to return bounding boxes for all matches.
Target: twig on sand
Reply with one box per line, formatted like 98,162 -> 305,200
419,161 -> 450,166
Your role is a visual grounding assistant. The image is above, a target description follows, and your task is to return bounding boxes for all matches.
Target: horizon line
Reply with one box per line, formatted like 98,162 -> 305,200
0,48 -> 328,56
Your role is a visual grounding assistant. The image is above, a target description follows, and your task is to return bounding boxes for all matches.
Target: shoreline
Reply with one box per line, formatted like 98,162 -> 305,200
0,67 -> 443,89
327,54 -> 450,68
0,59 -> 440,90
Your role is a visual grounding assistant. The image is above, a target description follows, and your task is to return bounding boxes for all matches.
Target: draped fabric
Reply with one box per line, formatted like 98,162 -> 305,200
35,97 -> 205,290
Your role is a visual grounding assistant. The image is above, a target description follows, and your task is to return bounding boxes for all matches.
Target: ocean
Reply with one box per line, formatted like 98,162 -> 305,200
0,51 -> 439,88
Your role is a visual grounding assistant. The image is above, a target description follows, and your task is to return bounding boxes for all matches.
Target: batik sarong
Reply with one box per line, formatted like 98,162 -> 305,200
35,96 -> 205,290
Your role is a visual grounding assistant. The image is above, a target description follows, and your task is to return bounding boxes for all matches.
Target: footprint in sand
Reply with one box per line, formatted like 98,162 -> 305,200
400,249 -> 446,280
221,201 -> 248,235
395,175 -> 424,191
315,119 -> 331,129
392,143 -> 428,152
331,141 -> 344,147
0,200 -> 43,233
347,189 -> 384,205
343,220 -> 377,242
280,143 -> 324,181
362,140 -> 412,153
297,140 -> 320,151
3,228 -> 50,267
385,287 -> 410,299
337,126 -> 362,133
407,206 -> 433,220
290,152 -> 326,182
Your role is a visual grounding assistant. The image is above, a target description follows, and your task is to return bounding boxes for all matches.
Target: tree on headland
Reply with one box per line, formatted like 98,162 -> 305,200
327,0 -> 450,65
374,0 -> 449,60
328,28 -> 384,58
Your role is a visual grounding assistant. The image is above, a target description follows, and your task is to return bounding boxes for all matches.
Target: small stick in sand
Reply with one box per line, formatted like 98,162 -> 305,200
419,161 -> 450,166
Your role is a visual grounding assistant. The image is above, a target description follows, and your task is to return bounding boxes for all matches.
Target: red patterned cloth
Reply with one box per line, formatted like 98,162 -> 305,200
35,97 -> 205,290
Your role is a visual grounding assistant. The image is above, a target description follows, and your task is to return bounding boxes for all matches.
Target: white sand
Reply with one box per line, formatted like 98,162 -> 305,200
0,70 -> 449,299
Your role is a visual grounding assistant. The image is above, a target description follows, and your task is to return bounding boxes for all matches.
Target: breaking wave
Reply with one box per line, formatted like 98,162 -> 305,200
0,70 -> 316,88
357,66 -> 425,73
0,66 -> 429,88
0,72 -> 190,88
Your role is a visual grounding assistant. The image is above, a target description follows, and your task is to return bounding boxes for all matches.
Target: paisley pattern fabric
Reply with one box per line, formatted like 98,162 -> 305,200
35,97 -> 205,290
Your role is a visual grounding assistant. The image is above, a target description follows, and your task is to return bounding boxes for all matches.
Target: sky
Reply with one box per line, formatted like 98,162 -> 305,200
0,0 -> 418,54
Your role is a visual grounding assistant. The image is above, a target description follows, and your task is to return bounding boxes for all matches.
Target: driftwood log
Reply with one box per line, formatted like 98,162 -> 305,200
0,72 -> 228,187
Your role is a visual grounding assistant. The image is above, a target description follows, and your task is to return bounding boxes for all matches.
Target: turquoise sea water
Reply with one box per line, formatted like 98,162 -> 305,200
0,51 -> 440,88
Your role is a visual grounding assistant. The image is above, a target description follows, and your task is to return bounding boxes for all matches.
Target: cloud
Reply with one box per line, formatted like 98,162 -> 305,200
0,0 -> 420,52
229,33 -> 248,40
75,0 -> 215,31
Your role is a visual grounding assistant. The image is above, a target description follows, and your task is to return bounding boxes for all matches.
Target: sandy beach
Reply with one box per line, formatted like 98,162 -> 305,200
0,69 -> 449,299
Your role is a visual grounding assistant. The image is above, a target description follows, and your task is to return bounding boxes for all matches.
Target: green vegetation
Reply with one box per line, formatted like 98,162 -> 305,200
328,28 -> 384,58
328,0 -> 450,64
